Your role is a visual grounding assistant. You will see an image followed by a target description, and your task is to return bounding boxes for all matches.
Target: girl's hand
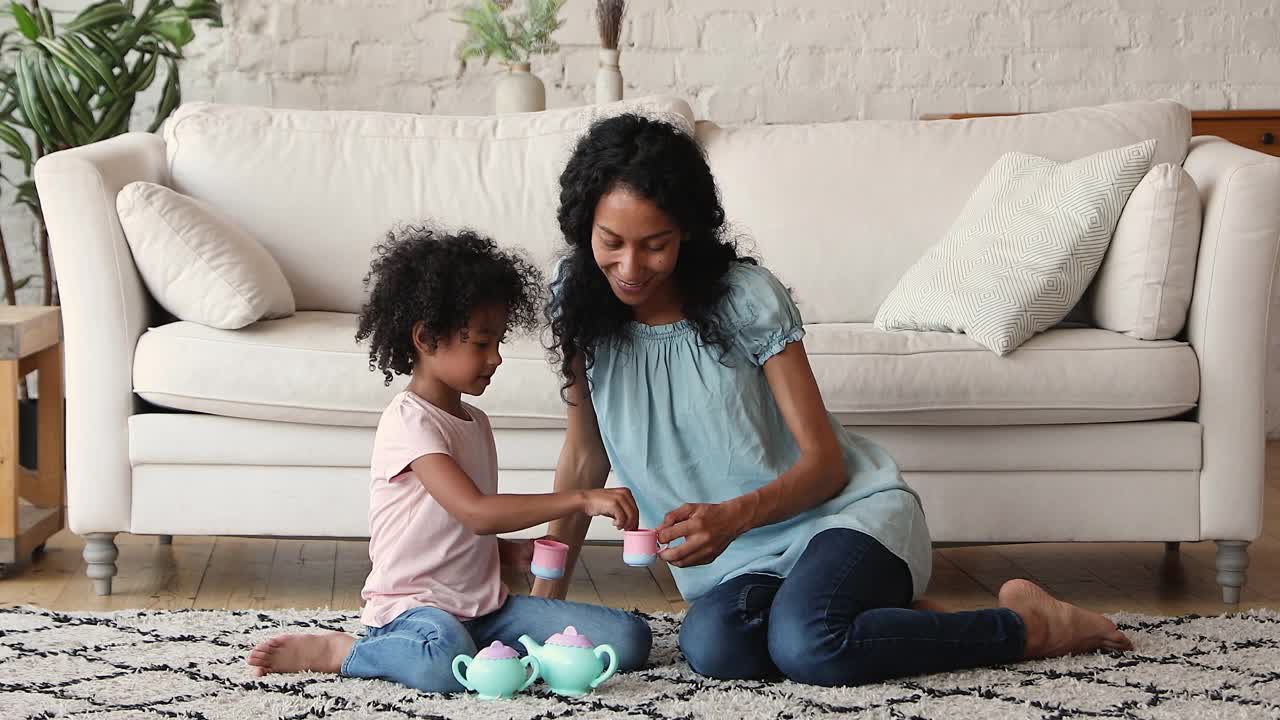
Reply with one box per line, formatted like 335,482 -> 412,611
578,488 -> 639,530
656,502 -> 749,568
497,538 -> 534,570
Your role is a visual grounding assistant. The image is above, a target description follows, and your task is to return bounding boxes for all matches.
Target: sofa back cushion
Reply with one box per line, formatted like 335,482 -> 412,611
163,97 -> 695,313
697,100 -> 1191,322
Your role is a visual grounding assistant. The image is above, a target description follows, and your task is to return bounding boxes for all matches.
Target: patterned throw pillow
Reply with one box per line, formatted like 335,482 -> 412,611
874,139 -> 1156,355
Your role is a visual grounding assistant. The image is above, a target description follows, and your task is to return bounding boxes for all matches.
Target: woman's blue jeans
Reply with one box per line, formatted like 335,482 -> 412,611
678,528 -> 1026,686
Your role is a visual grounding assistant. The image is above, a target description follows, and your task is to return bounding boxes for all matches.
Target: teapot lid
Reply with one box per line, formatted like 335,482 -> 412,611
476,640 -> 519,659
546,626 -> 594,648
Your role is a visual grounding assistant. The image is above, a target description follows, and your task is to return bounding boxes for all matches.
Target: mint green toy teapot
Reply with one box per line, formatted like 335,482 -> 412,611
517,626 -> 618,696
451,641 -> 540,700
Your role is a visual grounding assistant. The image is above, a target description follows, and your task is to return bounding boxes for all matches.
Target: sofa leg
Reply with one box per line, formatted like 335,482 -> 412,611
1215,540 -> 1249,605
157,535 -> 172,545
84,533 -> 118,596
1164,542 -> 1180,553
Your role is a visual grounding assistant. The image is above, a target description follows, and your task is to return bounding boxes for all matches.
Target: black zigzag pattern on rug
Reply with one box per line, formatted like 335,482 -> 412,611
1,606 -> 1278,719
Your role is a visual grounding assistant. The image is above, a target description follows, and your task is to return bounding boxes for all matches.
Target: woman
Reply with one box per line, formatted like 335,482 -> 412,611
533,114 -> 1132,686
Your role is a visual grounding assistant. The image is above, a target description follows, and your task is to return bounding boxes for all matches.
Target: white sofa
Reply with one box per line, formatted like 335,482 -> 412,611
35,97 -> 1280,602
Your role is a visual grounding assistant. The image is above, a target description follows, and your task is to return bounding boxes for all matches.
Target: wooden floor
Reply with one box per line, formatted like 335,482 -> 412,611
4,443 -> 1280,616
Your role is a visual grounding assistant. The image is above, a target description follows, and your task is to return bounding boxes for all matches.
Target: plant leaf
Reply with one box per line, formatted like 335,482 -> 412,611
36,37 -> 101,93
145,8 -> 194,46
16,179 -> 40,216
45,56 -> 94,129
33,52 -> 88,146
121,47 -> 158,94
36,6 -> 53,38
14,51 -> 56,148
10,3 -> 39,41
81,28 -> 127,67
61,33 -> 121,95
147,56 -> 178,132
176,0 -> 222,27
0,122 -> 33,175
64,1 -> 132,34
90,92 -> 130,141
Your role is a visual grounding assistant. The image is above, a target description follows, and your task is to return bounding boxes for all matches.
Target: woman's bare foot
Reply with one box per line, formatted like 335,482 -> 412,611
911,596 -> 948,613
998,579 -> 1134,659
246,632 -> 355,677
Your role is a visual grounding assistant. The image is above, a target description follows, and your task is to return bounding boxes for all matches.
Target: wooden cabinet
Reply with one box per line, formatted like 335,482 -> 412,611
922,110 -> 1280,157
1189,111 -> 1280,156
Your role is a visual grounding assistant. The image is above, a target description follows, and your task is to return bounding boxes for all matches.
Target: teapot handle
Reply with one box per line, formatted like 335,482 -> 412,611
519,655 -> 541,693
451,655 -> 474,692
589,644 -> 618,689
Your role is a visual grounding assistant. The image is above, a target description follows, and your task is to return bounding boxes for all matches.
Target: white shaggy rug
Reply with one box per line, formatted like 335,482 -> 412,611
1,606 -> 1278,719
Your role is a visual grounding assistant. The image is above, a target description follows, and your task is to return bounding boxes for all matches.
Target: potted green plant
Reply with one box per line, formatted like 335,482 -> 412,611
0,0 -> 221,466
455,0 -> 566,114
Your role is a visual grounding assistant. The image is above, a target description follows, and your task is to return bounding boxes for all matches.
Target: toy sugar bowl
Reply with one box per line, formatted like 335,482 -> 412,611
518,626 -> 618,696
451,641 -> 540,700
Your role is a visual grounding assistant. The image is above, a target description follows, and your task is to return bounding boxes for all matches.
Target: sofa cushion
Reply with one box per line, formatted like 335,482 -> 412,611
133,312 -> 1199,428
117,181 -> 295,329
874,139 -> 1157,355
162,97 -> 695,314
1088,163 -> 1203,340
698,99 -> 1191,323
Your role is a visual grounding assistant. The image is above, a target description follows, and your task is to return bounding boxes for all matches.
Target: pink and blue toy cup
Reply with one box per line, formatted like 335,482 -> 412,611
531,539 -> 568,580
622,529 -> 661,567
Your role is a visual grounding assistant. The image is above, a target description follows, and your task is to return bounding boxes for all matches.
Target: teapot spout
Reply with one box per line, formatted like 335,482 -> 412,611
517,634 -> 541,657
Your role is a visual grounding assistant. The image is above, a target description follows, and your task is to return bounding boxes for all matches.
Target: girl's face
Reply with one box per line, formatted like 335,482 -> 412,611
591,186 -> 682,317
418,303 -> 508,397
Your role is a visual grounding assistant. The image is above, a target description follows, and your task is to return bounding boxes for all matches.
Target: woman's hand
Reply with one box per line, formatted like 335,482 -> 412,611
656,501 -> 752,568
579,487 -> 640,530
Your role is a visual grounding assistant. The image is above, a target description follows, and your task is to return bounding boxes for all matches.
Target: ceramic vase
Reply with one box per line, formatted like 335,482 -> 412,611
496,63 -> 546,114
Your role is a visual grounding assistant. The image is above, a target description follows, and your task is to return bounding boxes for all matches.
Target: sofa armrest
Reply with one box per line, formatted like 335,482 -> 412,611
1183,136 -> 1280,541
34,132 -> 166,534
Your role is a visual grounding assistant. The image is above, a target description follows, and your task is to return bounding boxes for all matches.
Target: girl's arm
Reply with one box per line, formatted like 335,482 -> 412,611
410,451 -> 635,537
657,339 -> 847,567
532,354 -> 613,599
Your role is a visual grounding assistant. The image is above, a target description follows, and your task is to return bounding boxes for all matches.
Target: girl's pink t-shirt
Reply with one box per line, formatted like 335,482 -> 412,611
360,391 -> 508,627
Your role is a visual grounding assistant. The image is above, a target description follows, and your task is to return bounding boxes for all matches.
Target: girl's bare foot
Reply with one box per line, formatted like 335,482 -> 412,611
998,579 -> 1134,659
246,632 -> 355,677
911,596 -> 948,613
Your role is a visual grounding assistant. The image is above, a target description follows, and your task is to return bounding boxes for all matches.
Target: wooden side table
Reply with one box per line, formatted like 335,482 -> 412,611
0,306 -> 63,574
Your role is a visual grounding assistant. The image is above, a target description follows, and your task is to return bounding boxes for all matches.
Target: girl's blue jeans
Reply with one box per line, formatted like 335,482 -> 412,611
341,594 -> 652,692
678,528 -> 1027,686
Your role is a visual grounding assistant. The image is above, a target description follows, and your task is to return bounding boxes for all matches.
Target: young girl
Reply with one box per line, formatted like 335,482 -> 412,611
246,227 -> 652,692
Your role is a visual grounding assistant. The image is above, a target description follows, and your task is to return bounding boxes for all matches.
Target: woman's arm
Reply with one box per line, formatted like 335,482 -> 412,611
533,354 -> 613,599
657,339 -> 847,567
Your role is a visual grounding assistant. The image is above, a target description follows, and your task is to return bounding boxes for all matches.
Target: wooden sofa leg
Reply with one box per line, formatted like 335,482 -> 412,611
84,532 -> 118,596
1215,540 -> 1249,604
157,535 -> 172,545
1165,542 -> 1180,552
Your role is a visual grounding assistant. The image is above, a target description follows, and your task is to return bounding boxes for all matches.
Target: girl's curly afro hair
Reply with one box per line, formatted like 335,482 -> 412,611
356,225 -> 543,386
547,113 -> 752,395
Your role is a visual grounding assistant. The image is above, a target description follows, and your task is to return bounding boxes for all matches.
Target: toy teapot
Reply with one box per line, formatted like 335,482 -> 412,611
517,626 -> 618,696
451,641 -> 540,700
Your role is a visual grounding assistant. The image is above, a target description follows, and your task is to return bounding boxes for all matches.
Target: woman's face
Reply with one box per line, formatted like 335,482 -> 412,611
591,186 -> 682,313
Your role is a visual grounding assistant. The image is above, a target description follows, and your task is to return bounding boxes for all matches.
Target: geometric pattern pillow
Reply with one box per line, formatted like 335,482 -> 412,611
874,139 -> 1156,355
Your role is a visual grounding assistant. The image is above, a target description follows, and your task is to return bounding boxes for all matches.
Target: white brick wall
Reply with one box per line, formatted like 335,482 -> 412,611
14,0 -> 1280,433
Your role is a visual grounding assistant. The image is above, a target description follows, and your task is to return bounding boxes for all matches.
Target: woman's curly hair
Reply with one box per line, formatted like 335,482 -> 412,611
548,114 -> 753,395
357,225 -> 543,386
